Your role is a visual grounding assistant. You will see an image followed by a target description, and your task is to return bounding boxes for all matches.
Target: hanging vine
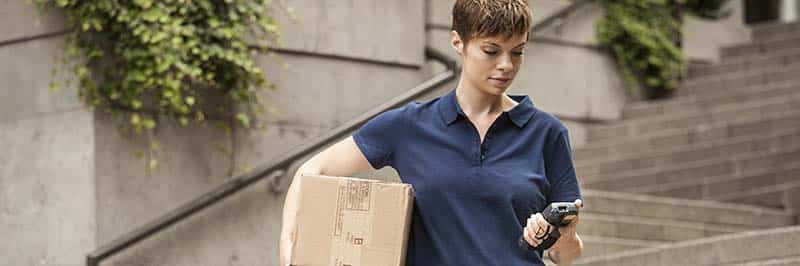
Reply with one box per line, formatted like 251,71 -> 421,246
35,0 -> 289,169
594,0 -> 730,99
36,0 -> 286,132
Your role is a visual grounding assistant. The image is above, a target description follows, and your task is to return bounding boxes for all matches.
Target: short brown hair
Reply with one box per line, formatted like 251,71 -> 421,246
452,0 -> 533,45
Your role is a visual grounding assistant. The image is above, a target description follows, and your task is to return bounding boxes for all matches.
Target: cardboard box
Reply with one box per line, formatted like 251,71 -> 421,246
290,174 -> 414,266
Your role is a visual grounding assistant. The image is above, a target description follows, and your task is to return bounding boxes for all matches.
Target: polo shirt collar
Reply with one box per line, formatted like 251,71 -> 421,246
438,88 -> 537,128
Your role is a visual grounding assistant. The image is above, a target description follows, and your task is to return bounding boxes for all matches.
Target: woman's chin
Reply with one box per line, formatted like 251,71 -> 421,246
482,84 -> 509,95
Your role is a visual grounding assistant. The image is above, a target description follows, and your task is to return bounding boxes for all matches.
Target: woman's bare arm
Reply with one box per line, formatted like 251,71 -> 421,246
547,231 -> 583,265
546,199 -> 584,265
279,136 -> 374,266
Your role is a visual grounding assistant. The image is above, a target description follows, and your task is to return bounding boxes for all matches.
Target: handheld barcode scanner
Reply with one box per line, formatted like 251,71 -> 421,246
518,202 -> 579,252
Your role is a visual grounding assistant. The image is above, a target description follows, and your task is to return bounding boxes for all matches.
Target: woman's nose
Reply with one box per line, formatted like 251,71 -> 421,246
497,55 -> 514,71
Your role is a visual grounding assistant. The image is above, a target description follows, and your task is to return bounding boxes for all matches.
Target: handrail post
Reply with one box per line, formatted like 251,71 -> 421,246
87,255 -> 98,266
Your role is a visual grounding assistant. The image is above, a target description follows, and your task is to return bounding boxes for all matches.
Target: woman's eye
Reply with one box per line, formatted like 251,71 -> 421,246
483,50 -> 523,56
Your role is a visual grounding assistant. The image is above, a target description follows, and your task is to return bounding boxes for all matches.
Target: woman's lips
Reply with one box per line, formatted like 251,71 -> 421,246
489,77 -> 511,86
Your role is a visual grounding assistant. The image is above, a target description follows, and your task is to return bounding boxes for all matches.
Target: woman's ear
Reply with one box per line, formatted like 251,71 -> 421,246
450,30 -> 464,55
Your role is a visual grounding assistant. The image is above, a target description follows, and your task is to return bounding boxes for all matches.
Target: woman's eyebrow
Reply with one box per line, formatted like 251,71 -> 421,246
484,42 -> 528,49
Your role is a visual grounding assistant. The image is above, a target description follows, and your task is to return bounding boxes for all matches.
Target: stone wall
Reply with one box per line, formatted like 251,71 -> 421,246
684,0 -> 753,63
0,3 -> 95,266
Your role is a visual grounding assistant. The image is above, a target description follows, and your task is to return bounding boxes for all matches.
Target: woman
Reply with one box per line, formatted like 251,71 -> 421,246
280,0 -> 584,265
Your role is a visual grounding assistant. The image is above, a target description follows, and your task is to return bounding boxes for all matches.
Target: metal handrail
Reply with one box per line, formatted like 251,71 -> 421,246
86,1 -> 592,264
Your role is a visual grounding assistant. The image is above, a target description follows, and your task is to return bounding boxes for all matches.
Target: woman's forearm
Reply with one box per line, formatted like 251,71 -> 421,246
280,162 -> 322,266
547,232 -> 583,265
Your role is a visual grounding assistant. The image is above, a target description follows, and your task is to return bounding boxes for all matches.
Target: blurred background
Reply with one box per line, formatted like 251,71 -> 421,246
1,0 -> 799,265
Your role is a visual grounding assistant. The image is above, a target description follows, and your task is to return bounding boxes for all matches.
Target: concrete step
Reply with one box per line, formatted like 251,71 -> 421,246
713,180 -> 800,209
752,21 -> 800,43
632,92 -> 800,137
686,52 -> 800,84
629,164 -> 800,203
689,47 -> 800,78
576,110 -> 800,162
585,93 -> 800,143
574,225 -> 800,266
583,147 -> 800,192
678,61 -> 800,97
622,78 -> 800,120
721,45 -> 800,66
721,35 -> 800,59
629,163 -> 799,194
580,235 -> 667,259
581,190 -> 794,228
579,212 -> 751,242
726,255 -> 800,266
576,127 -> 800,177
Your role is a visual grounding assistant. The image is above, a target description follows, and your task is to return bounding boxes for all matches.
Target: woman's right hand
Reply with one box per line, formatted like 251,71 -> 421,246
279,191 -> 297,266
522,212 -> 557,248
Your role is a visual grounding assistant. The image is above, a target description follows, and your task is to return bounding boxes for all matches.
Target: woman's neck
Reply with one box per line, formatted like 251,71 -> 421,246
455,85 -> 517,118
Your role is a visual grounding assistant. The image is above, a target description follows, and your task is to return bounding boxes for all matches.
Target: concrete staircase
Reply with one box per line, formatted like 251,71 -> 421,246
577,190 -> 794,258
577,225 -> 800,266
571,22 -> 800,265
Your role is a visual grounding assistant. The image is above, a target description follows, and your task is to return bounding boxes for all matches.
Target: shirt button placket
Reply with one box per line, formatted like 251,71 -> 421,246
476,139 -> 482,165
480,138 -> 488,164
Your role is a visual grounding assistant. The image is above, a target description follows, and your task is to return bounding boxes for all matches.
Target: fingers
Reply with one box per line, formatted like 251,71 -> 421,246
571,199 -> 583,226
525,215 -> 542,247
534,213 -> 554,237
525,213 -> 555,247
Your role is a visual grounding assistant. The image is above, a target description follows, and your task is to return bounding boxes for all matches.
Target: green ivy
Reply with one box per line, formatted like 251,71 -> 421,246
36,0 -> 285,133
594,0 -> 730,99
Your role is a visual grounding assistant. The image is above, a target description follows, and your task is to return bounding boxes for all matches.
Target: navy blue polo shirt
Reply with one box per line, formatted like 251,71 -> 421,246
353,88 -> 583,266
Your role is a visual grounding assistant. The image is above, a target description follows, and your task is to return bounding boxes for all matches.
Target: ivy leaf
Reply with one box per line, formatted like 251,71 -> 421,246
143,118 -> 156,129
646,77 -> 661,87
208,18 -> 220,28
236,112 -> 250,128
130,113 -> 142,125
142,8 -> 162,22
131,99 -> 143,109
134,0 -> 152,9
49,82 -> 61,92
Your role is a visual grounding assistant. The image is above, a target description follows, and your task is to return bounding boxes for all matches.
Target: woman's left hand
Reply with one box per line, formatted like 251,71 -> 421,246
523,198 -> 583,248
556,199 -> 582,238
546,199 -> 584,265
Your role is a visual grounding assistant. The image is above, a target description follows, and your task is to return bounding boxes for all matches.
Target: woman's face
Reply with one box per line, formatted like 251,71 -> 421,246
451,31 -> 528,96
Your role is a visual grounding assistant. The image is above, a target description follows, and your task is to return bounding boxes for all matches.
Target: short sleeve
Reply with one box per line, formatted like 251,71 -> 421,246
352,106 -> 407,169
544,128 -> 584,205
